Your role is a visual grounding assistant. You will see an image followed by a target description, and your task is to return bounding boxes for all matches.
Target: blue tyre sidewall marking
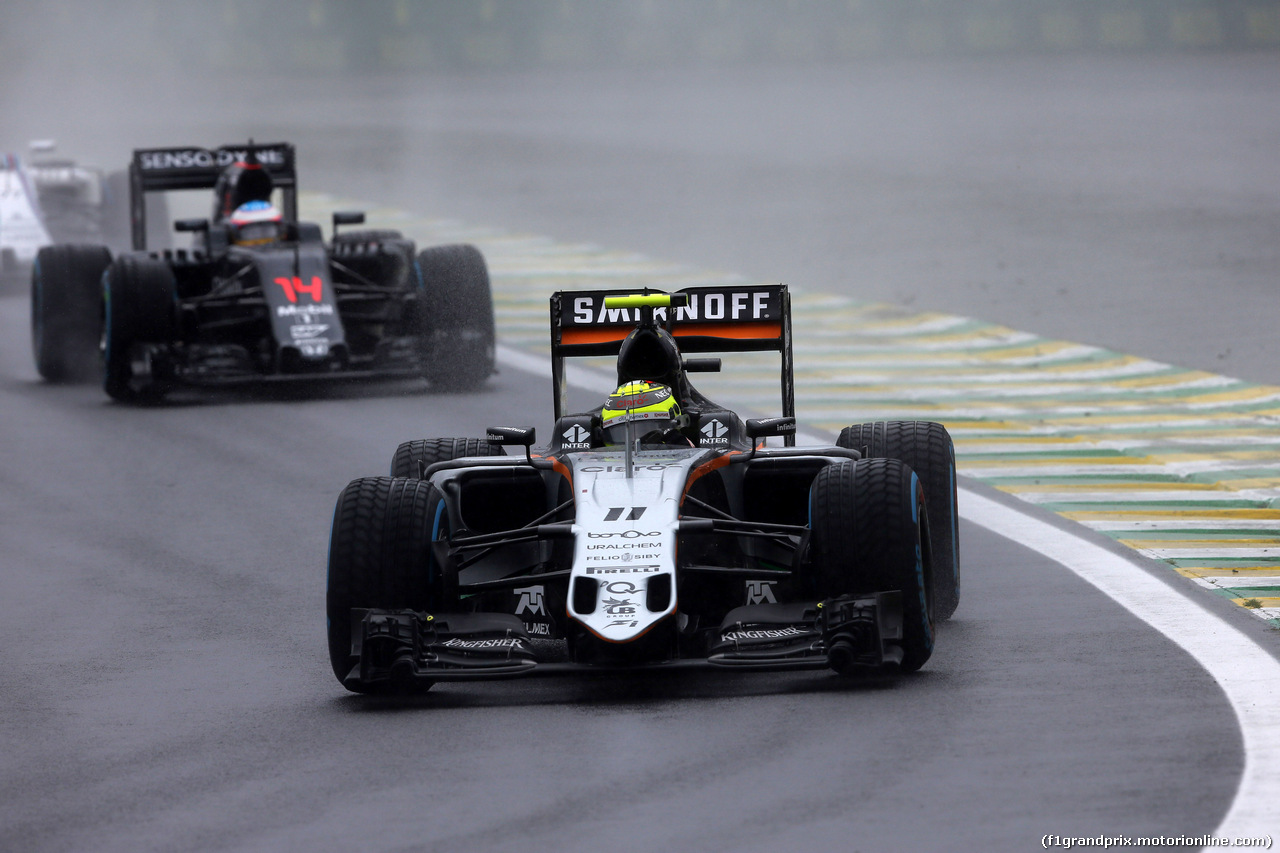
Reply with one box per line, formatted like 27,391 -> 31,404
911,471 -> 934,651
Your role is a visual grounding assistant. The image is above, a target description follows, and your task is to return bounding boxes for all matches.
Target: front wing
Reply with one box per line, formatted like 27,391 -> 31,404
341,592 -> 906,690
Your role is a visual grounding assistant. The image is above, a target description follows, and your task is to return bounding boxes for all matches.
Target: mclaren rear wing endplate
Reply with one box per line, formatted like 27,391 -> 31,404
127,142 -> 298,250
549,284 -> 796,445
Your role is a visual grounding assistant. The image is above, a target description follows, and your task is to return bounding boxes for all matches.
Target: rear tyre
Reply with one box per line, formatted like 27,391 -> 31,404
809,458 -> 934,673
30,244 -> 111,382
415,244 -> 496,391
326,476 -> 450,693
390,437 -> 507,479
838,421 -> 960,620
102,255 -> 176,402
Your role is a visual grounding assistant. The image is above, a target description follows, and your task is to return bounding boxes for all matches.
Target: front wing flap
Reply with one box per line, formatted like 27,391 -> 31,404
707,592 -> 905,672
346,609 -> 538,689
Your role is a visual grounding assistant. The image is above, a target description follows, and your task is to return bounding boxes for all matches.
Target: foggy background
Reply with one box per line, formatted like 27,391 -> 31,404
5,0 -> 1279,77
2,0 -> 1278,380
3,4 -> 1278,849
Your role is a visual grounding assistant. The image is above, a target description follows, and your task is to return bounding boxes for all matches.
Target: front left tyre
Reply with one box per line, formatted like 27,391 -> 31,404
808,457 -> 934,673
414,243 -> 496,392
838,420 -> 960,620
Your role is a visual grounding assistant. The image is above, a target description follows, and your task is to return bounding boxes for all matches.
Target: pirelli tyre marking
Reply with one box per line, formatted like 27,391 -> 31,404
300,192 -> 1280,627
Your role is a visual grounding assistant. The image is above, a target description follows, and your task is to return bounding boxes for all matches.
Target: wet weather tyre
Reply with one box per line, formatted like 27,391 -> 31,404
326,476 -> 448,693
809,458 -> 934,673
102,255 -> 176,402
838,420 -> 960,620
390,437 -> 506,478
415,244 -> 496,391
30,244 -> 111,382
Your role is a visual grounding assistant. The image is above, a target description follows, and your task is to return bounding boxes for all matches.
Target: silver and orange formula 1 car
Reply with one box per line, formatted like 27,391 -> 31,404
327,285 -> 960,692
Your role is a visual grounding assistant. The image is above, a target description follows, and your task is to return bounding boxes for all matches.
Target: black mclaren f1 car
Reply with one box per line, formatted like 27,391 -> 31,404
326,284 -> 960,692
30,142 -> 494,399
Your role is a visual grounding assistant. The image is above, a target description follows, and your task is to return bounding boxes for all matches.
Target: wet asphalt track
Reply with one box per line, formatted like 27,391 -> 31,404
2,53 -> 1277,851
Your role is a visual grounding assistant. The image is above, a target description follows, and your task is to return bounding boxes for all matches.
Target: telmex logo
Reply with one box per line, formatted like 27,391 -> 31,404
570,290 -> 777,325
137,148 -> 288,170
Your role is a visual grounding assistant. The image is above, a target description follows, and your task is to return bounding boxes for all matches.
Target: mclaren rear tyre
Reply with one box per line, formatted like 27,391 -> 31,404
30,244 -> 111,383
808,458 -> 934,673
102,255 -> 176,403
838,420 -> 960,620
326,476 -> 451,694
415,243 -> 496,392
390,437 -> 507,479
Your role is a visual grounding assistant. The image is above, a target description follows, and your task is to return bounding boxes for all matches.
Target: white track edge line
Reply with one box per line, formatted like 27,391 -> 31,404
497,341 -> 1280,837
959,489 -> 1280,839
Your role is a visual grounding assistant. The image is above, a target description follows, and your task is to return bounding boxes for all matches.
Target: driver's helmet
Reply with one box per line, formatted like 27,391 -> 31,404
229,200 -> 283,246
601,381 -> 689,446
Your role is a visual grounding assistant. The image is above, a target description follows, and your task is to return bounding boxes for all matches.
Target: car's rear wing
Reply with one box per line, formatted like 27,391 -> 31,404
549,284 -> 795,443
127,142 -> 297,250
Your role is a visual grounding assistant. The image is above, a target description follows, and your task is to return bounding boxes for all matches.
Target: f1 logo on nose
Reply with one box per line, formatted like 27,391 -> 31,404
604,507 -> 646,521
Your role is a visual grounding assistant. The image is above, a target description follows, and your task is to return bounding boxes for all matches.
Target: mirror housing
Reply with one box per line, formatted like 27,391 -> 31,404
746,417 -> 796,441
487,426 -> 536,463
332,210 -> 365,238
174,218 -> 208,233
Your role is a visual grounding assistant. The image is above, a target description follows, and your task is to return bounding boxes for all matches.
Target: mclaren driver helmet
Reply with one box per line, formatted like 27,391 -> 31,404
229,199 -> 283,246
601,381 -> 690,446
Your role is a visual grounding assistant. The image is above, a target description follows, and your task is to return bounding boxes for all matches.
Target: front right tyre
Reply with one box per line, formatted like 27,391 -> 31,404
30,244 -> 111,383
102,255 -> 176,402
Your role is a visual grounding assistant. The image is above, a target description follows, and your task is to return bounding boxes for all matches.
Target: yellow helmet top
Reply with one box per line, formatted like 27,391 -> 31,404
601,381 -> 680,427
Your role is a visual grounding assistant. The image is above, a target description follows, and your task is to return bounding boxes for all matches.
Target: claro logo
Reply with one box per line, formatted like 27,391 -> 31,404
587,530 -> 660,539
